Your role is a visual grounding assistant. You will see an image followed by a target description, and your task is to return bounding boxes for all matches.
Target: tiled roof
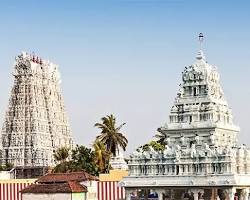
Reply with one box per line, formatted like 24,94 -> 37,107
36,171 -> 98,183
68,181 -> 86,193
21,182 -> 87,194
21,171 -> 97,194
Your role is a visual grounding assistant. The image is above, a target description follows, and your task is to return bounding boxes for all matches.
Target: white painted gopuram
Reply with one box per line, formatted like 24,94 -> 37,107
0,52 -> 74,168
121,35 -> 250,200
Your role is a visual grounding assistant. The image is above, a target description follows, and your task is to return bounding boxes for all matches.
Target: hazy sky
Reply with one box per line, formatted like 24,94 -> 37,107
0,1 -> 250,154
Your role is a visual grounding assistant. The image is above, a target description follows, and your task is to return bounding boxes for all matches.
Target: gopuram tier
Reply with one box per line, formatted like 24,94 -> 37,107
0,52 -> 74,172
122,48 -> 250,200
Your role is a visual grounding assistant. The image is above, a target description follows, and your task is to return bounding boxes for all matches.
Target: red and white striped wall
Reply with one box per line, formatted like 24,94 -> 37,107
0,181 -> 125,200
0,182 -> 33,200
97,181 -> 125,200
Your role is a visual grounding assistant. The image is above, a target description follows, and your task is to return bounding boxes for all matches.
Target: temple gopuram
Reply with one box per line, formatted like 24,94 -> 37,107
0,52 -> 74,178
122,35 -> 250,200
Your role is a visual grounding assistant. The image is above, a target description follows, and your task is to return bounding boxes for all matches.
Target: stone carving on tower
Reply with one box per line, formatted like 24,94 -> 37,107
0,52 -> 74,168
160,49 -> 239,148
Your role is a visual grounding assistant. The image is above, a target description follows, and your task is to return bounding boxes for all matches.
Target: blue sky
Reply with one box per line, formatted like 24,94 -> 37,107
0,1 -> 250,153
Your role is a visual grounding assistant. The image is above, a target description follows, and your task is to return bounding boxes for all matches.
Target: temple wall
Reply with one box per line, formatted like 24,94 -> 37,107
0,180 -> 124,200
22,193 -> 71,200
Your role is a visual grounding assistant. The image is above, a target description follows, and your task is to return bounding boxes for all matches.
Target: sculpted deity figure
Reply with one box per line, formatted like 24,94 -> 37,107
130,150 -> 139,159
195,134 -> 200,144
135,148 -> 144,159
184,104 -> 189,111
142,150 -> 150,159
179,87 -> 184,96
175,151 -> 181,162
244,148 -> 250,158
175,145 -> 182,162
176,144 -> 181,151
138,148 -> 143,156
166,137 -> 171,145
204,143 -> 212,157
149,146 -> 158,159
210,133 -> 216,144
163,145 -> 172,157
200,103 -> 206,111
171,105 -> 178,112
190,143 -> 196,158
17,135 -> 23,146
230,147 -> 237,159
238,146 -> 245,157
223,145 -> 232,156
180,135 -> 185,145
214,146 -> 223,157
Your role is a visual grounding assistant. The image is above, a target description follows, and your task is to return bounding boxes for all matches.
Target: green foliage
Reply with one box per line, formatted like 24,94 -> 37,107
54,147 -> 70,163
53,114 -> 128,175
93,139 -> 111,173
52,161 -> 73,173
0,163 -> 14,171
155,128 -> 167,145
70,145 -> 99,175
149,141 -> 165,152
95,114 -> 128,156
52,145 -> 98,176
137,141 -> 165,153
139,144 -> 150,152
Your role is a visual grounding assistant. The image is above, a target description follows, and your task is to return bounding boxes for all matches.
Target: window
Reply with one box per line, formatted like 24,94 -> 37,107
237,166 -> 240,174
176,166 -> 179,175
194,87 -> 197,96
189,116 -> 192,123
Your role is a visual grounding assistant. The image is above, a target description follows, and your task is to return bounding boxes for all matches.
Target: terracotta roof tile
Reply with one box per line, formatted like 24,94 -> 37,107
36,171 -> 98,183
21,182 -> 87,194
68,181 -> 87,193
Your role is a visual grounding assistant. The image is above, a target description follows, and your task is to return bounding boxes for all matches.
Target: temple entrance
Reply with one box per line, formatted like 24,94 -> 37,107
125,188 -> 248,200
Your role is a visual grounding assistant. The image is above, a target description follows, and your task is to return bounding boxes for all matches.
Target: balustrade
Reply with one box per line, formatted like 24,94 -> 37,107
129,160 -> 232,176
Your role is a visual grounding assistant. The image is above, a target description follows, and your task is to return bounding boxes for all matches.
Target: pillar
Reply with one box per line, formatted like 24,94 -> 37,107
190,189 -> 204,200
200,190 -> 205,200
226,188 -> 236,200
125,188 -> 132,200
194,191 -> 199,200
241,189 -> 249,200
184,164 -> 187,175
155,189 -> 164,200
155,189 -> 165,200
158,192 -> 163,200
211,188 -> 216,200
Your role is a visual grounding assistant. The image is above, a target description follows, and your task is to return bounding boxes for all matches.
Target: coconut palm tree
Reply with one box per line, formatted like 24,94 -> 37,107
94,114 -> 128,156
54,147 -> 70,164
93,140 -> 111,173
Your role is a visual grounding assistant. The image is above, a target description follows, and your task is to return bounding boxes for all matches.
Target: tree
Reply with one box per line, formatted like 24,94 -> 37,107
70,145 -> 98,176
95,114 -> 128,156
155,127 -> 167,146
149,141 -> 165,152
53,147 -> 71,173
137,141 -> 165,153
93,140 -> 111,173
54,147 -> 70,164
138,144 -> 150,152
52,145 -> 98,175
52,161 -> 72,173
